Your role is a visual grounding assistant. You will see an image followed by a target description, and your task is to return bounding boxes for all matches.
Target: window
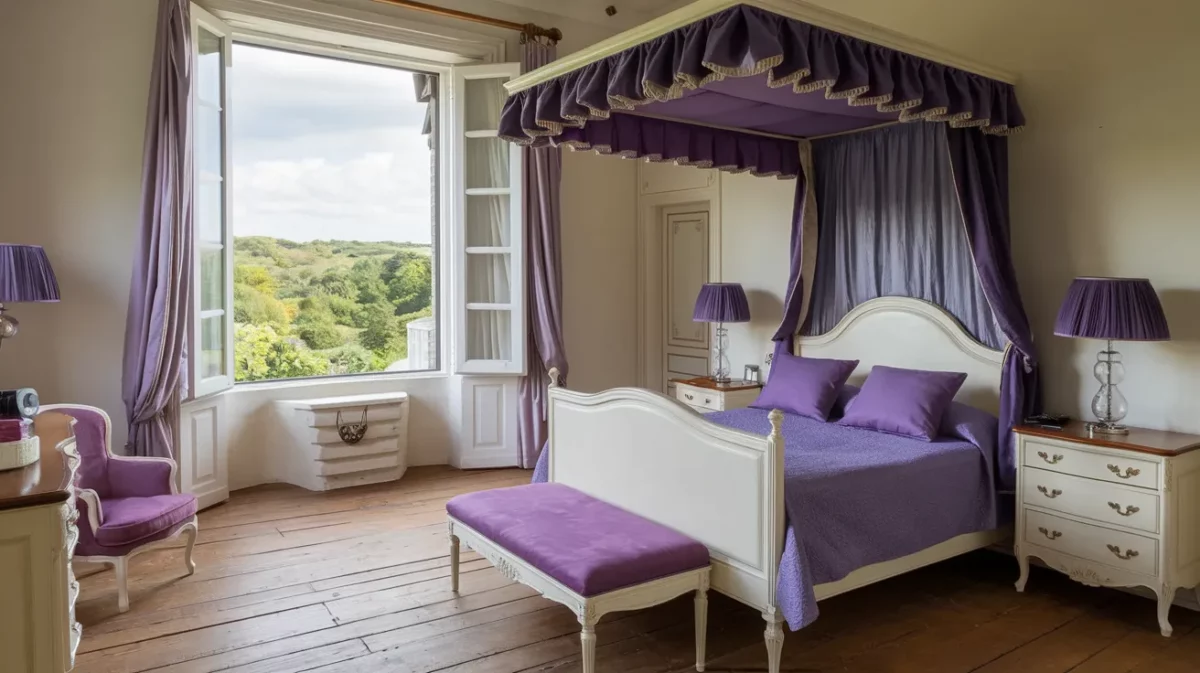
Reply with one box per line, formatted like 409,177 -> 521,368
189,5 -> 524,394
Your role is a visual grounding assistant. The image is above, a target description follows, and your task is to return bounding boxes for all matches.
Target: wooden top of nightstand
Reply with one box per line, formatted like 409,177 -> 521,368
674,377 -> 763,392
1014,421 -> 1200,457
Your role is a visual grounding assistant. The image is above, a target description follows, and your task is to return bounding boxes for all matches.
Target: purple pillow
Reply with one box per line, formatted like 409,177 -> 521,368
752,353 -> 859,421
838,366 -> 968,441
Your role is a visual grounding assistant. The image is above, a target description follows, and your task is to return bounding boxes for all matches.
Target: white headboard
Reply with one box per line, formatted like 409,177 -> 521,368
789,297 -> 1007,414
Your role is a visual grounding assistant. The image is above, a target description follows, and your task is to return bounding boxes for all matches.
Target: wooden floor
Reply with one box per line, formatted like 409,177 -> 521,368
74,467 -> 1200,673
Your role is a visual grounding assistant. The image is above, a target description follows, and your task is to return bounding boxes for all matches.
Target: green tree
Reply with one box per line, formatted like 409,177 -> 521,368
312,268 -> 356,300
234,265 -> 278,297
234,324 -> 329,382
232,283 -> 288,327
386,255 -> 432,315
358,302 -> 401,355
324,343 -> 374,375
350,258 -> 389,305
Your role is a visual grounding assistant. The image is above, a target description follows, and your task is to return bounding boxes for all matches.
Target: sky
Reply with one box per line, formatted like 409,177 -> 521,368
230,44 -> 434,244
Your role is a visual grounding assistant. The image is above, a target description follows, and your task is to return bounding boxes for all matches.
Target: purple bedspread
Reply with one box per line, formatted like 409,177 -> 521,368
531,407 -> 999,630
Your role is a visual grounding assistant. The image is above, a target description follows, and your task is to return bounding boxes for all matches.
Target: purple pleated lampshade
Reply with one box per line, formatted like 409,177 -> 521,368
0,244 -> 60,303
1054,277 -> 1169,341
693,283 -> 750,323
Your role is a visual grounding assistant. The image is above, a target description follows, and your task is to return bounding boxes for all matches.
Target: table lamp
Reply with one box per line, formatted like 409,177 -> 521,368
0,244 -> 61,350
1053,277 -> 1170,434
693,282 -> 750,383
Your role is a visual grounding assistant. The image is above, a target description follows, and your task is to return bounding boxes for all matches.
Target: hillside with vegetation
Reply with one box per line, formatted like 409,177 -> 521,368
232,236 -> 433,381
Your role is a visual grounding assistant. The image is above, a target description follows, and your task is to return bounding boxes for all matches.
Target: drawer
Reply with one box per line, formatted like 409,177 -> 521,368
676,385 -> 722,411
1022,467 -> 1160,534
1022,439 -> 1159,490
1024,509 -> 1158,577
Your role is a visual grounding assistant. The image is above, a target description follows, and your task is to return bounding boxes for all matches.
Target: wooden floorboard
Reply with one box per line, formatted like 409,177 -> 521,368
73,467 -> 1200,673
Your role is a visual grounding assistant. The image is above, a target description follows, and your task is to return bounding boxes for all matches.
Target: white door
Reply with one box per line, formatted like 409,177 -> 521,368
661,208 -> 710,396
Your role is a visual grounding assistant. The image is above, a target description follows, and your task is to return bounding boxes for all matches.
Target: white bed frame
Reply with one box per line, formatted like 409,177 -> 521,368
545,297 -> 1009,673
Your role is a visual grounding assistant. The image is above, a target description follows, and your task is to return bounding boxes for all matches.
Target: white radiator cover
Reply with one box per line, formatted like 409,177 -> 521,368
274,392 -> 410,491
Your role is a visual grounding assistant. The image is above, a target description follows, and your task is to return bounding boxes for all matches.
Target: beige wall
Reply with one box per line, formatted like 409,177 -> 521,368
793,0 -> 1200,432
560,151 -> 640,392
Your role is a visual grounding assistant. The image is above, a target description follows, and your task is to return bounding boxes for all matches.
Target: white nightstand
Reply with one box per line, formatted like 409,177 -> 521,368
672,377 -> 762,415
1014,422 -> 1200,637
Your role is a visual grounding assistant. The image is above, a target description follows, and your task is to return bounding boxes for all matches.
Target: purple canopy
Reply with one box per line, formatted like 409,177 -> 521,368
501,4 -> 1023,145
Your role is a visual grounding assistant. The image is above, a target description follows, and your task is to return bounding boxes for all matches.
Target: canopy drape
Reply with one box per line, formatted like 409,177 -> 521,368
946,127 -> 1040,491
501,4 -> 1024,145
553,113 -> 801,179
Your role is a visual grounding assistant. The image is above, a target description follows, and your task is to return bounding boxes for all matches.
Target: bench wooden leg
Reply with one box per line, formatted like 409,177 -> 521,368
449,534 -> 460,593
695,587 -> 708,671
579,610 -> 597,673
763,610 -> 784,673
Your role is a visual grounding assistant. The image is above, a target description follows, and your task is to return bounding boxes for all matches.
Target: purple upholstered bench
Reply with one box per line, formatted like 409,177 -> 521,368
447,483 -> 711,673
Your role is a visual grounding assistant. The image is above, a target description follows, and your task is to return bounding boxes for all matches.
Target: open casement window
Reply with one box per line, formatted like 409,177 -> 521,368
452,63 -> 525,375
191,4 -> 234,397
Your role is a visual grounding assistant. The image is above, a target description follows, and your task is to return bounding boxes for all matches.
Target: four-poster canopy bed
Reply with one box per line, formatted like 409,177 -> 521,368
499,2 -> 1038,671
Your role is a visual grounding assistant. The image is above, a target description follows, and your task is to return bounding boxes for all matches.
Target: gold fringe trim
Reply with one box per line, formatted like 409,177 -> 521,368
557,140 -> 797,180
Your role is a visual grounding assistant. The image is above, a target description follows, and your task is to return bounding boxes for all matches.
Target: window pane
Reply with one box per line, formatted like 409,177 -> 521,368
466,310 -> 511,360
200,315 -> 226,379
464,78 -> 503,131
197,179 -> 223,243
465,137 -> 509,190
229,44 -> 439,382
197,28 -> 222,106
466,253 -> 511,303
200,248 -> 224,311
466,195 -> 509,247
197,105 -> 222,177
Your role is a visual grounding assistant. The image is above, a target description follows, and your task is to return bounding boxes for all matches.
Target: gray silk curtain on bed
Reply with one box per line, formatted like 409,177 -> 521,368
517,38 -> 567,469
801,123 -> 1004,349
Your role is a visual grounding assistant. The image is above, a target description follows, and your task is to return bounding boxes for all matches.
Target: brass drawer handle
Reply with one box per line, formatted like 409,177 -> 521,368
1037,486 -> 1062,499
704,398 -> 712,404
1037,451 -> 1064,465
684,393 -> 694,401
1038,526 -> 1062,540
1107,544 -> 1139,560
1107,464 -> 1142,479
1108,502 -> 1140,517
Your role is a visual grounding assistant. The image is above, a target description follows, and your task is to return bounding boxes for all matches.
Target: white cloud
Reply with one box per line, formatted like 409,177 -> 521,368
229,44 -> 434,243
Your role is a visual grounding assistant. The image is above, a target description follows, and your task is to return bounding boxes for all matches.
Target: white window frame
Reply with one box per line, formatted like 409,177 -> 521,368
191,4 -> 236,398
188,1 -> 527,390
452,63 -> 526,375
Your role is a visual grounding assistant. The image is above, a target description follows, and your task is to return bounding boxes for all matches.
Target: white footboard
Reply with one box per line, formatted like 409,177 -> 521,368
547,374 -> 785,615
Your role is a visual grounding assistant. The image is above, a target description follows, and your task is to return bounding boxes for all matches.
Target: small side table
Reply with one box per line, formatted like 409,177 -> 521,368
1013,421 -> 1200,637
673,377 -> 762,415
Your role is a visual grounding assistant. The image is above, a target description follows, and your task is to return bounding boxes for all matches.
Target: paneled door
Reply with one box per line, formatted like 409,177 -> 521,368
662,209 -> 710,396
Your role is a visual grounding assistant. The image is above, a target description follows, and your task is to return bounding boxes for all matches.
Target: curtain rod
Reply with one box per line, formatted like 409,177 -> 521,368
370,0 -> 562,43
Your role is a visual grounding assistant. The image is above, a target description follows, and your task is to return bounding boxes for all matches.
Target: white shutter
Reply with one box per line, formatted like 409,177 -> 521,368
451,63 -> 525,375
190,4 -> 235,397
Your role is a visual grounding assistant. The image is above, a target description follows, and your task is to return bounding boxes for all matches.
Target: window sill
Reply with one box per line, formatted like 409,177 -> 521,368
188,369 -> 450,401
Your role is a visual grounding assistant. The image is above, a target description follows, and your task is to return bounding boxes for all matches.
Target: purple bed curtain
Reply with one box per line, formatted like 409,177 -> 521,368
802,122 -> 1004,349
517,37 -> 567,469
947,127 -> 1040,491
121,0 -> 193,459
501,4 -> 1024,145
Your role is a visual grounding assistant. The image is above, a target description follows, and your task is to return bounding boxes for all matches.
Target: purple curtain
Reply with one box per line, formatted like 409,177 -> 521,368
552,113 -> 800,179
802,123 -> 1004,349
501,4 -> 1023,144
121,0 -> 193,459
770,175 -> 810,363
947,127 -> 1039,491
517,38 -> 567,469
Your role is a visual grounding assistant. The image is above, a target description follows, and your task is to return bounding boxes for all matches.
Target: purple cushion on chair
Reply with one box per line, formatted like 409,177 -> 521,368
93,494 -> 198,548
447,483 -> 709,597
752,353 -> 859,421
839,366 -> 968,441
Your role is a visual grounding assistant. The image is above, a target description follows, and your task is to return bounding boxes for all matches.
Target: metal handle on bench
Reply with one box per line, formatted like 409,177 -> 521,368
684,393 -> 694,401
1037,451 -> 1064,465
1107,544 -> 1139,561
1107,464 -> 1141,479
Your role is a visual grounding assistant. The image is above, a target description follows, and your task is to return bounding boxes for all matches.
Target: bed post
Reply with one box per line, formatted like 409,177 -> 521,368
763,409 -> 786,673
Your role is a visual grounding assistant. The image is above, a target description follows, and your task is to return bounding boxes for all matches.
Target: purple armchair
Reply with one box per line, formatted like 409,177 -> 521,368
41,404 -> 198,612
